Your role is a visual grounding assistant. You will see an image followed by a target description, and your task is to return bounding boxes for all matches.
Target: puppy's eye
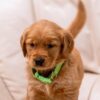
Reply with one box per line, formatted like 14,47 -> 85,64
47,44 -> 54,49
29,43 -> 35,48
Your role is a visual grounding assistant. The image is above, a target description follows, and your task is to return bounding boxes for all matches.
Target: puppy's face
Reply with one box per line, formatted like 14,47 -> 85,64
20,20 -> 74,72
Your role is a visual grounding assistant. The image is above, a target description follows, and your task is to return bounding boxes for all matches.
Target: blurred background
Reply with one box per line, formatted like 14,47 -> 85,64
0,0 -> 100,100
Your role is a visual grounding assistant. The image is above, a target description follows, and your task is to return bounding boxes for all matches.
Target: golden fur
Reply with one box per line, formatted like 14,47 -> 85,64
20,1 -> 86,100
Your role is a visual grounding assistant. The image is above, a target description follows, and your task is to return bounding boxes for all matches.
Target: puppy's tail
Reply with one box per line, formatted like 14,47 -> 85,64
67,0 -> 86,38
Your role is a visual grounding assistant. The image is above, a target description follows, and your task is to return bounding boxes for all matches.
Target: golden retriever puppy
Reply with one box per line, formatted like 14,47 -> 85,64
20,1 -> 86,100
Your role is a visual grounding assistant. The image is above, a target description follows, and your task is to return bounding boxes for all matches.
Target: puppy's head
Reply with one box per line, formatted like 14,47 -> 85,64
20,20 -> 74,72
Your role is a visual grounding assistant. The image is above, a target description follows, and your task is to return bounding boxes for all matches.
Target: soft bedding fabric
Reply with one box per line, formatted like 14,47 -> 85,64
0,0 -> 34,99
0,77 -> 13,100
78,73 -> 100,100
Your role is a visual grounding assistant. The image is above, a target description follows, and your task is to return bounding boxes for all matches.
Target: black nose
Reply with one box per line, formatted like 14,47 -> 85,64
34,57 -> 45,66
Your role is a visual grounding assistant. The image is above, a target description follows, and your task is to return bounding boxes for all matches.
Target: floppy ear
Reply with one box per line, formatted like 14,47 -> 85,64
20,29 -> 29,57
61,32 -> 74,58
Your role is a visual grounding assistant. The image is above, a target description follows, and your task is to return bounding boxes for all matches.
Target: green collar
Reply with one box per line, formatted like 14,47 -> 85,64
32,61 -> 65,84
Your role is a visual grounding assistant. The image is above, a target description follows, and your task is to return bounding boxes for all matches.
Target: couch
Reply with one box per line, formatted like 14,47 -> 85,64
0,0 -> 100,100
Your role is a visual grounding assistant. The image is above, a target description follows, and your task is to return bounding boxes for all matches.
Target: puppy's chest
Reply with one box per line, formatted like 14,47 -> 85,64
35,82 -> 67,97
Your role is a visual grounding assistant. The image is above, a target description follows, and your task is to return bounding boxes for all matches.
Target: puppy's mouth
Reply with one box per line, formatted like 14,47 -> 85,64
32,62 -> 56,77
32,60 -> 65,78
32,67 -> 54,77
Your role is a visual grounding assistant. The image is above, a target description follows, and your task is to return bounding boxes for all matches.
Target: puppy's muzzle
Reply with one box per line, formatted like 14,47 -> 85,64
34,57 -> 45,66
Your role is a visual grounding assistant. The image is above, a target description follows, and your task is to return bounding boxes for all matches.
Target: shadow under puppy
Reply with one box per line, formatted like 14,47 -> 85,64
20,1 -> 86,100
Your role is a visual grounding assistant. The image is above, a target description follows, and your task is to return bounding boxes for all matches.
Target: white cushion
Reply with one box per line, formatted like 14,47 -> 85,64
0,77 -> 13,100
89,77 -> 100,100
33,0 -> 77,27
0,0 -> 34,99
79,73 -> 100,100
